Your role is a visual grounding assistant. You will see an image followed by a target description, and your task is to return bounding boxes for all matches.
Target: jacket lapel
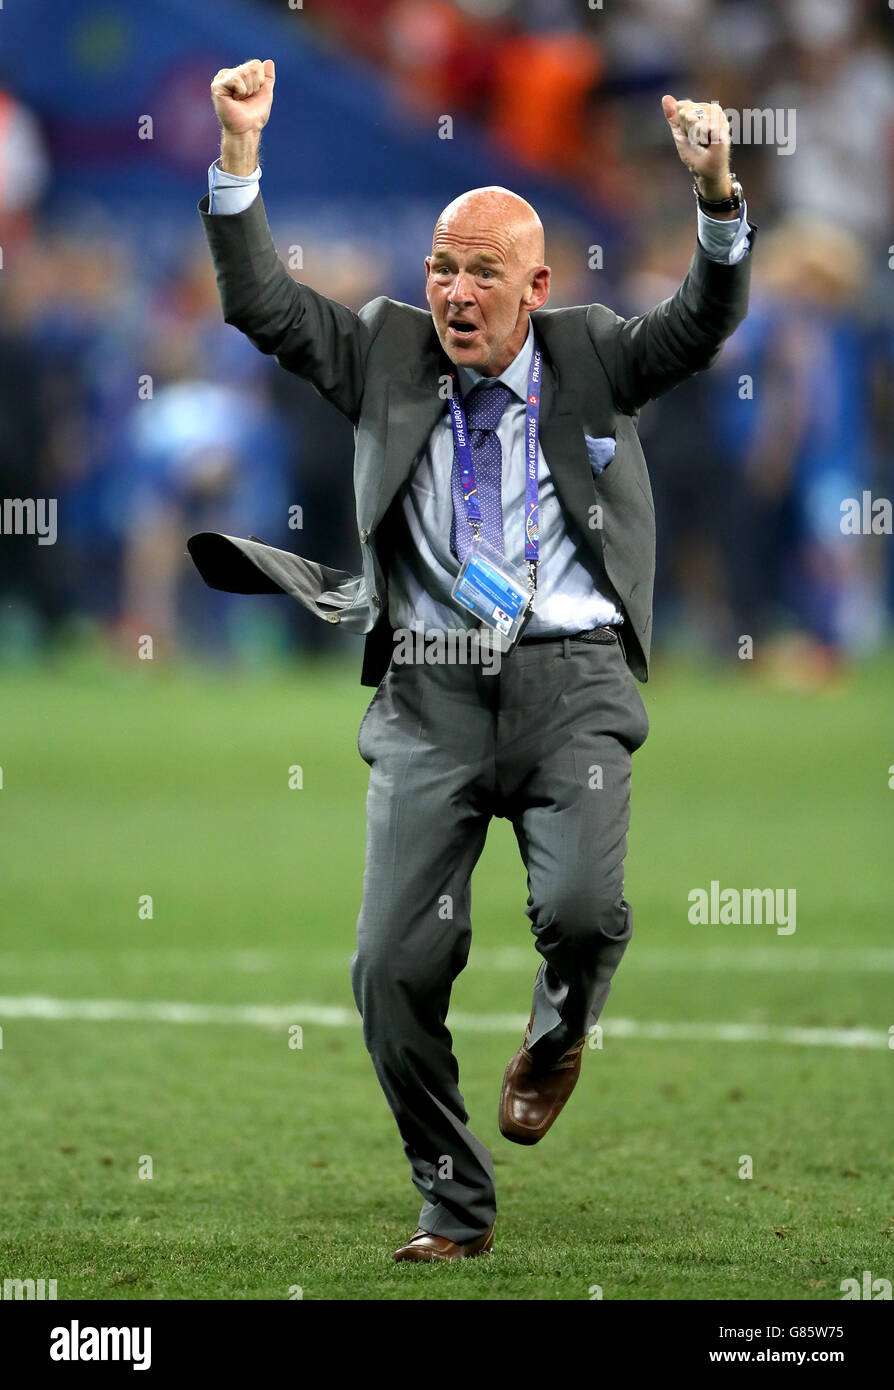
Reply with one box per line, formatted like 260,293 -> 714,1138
537,356 -> 605,570
365,342 -> 450,533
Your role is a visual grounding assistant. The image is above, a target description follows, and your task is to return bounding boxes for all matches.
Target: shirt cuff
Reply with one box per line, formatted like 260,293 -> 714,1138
697,201 -> 751,265
208,158 -> 262,215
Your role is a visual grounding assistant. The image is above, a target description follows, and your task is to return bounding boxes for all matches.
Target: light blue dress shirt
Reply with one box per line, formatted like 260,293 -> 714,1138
386,319 -> 626,634
207,161 -> 751,635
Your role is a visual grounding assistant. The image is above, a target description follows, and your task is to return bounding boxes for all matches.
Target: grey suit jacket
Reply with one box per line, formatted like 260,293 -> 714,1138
187,193 -> 753,686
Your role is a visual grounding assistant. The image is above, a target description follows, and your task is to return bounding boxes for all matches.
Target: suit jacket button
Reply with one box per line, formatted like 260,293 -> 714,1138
359,528 -> 369,544
326,614 -> 340,624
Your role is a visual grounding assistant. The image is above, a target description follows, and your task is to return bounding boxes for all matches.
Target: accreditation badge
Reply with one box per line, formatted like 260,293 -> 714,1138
451,537 -> 534,650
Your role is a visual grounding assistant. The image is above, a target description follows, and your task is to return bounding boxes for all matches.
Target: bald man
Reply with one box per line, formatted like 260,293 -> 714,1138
189,61 -> 754,1261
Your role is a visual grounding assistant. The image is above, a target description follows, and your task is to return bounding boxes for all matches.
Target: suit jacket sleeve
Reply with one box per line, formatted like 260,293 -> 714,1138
198,192 -> 386,424
586,230 -> 754,416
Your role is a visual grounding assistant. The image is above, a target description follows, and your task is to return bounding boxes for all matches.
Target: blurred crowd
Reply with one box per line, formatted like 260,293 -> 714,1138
1,0 -> 893,681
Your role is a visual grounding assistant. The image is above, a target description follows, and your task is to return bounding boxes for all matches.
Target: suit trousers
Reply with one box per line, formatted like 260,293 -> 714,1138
350,632 -> 650,1242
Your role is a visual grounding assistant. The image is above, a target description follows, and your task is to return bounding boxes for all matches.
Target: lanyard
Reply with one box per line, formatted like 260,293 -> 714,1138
448,343 -> 542,591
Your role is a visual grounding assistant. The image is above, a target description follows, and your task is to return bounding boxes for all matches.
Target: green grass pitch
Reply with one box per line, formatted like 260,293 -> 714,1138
0,646 -> 891,1300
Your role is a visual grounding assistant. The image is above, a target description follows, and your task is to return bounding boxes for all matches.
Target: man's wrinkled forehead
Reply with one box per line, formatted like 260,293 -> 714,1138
431,217 -> 517,264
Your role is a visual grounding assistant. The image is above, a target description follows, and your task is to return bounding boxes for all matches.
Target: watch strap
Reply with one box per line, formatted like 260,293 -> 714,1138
694,176 -> 743,214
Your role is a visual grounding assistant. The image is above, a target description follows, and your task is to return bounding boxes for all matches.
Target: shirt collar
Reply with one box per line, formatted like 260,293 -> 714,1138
458,320 -> 534,402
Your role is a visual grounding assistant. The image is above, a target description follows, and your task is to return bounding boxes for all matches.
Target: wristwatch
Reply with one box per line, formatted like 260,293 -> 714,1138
693,174 -> 743,215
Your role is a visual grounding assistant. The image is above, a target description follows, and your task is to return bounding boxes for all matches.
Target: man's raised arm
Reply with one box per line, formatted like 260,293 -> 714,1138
588,95 -> 755,416
201,59 -> 381,424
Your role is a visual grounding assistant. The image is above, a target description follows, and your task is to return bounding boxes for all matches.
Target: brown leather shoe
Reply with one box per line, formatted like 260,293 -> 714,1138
499,1017 -> 586,1145
393,1226 -> 494,1262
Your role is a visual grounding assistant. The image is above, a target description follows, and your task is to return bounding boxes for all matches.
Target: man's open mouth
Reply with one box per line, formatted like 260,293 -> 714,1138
448,320 -> 479,339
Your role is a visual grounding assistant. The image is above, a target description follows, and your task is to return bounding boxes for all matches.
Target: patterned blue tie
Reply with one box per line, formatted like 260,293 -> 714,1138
449,380 -> 514,563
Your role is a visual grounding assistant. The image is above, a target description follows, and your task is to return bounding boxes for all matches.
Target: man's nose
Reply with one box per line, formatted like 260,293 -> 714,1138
448,271 -> 475,303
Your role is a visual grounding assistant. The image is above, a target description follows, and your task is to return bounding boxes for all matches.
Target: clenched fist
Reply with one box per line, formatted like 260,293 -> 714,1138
662,94 -> 733,205
211,59 -> 276,135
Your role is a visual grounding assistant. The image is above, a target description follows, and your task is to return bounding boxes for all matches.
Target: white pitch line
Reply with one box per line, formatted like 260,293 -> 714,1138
0,996 -> 359,1028
0,946 -> 891,974
0,996 -> 887,1050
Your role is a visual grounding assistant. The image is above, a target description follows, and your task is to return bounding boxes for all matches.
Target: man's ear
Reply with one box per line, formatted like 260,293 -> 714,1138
527,265 -> 551,311
528,264 -> 547,308
424,255 -> 432,304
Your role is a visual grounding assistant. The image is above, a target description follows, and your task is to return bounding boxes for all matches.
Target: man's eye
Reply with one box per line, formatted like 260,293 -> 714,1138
478,269 -> 494,279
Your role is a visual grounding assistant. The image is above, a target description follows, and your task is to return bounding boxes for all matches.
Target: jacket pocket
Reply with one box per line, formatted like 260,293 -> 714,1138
584,434 -> 616,475
356,668 -> 391,764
